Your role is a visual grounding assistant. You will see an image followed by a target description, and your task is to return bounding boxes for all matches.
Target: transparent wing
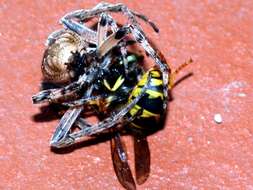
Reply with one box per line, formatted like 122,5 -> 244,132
133,135 -> 150,185
111,132 -> 136,190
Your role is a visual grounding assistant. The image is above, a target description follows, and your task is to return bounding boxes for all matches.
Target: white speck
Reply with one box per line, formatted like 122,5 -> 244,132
214,114 -> 223,124
187,137 -> 193,143
181,167 -> 189,174
207,140 -> 211,144
238,93 -> 246,97
93,157 -> 101,164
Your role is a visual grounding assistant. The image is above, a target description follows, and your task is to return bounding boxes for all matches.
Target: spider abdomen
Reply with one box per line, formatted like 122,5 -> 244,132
128,69 -> 165,130
42,31 -> 85,84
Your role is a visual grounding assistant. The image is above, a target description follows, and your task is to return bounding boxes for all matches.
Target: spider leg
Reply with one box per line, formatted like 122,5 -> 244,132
97,22 -> 169,87
62,95 -> 105,107
60,18 -> 97,44
97,25 -> 130,57
118,40 -> 131,75
62,12 -> 124,59
32,54 -> 112,104
78,3 -> 168,92
32,70 -> 92,104
75,118 -> 92,130
34,17 -> 129,104
127,25 -> 170,110
50,107 -> 83,148
61,2 -> 159,33
46,29 -> 67,46
96,12 -> 130,71
57,97 -> 139,147
51,73 -> 152,147
50,85 -> 95,148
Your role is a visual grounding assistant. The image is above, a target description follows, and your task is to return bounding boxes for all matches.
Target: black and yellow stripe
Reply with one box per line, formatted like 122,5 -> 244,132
128,68 -> 165,130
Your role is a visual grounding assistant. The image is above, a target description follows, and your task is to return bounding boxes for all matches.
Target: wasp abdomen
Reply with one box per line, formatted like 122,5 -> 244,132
128,69 -> 165,130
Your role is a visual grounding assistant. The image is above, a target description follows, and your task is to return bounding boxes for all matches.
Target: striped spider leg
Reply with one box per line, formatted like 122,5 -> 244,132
61,2 -> 159,32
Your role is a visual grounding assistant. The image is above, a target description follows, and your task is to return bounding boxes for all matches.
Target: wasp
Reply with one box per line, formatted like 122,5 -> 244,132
32,2 -> 191,190
50,50 -> 191,190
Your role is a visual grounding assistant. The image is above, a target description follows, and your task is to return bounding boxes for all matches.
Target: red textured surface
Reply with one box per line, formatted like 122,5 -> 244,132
1,1 -> 253,189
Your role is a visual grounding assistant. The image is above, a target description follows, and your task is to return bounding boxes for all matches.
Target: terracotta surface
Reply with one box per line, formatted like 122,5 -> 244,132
1,0 -> 253,189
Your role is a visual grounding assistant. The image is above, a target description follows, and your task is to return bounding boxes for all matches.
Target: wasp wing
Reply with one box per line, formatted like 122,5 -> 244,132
111,132 -> 136,190
134,135 -> 150,185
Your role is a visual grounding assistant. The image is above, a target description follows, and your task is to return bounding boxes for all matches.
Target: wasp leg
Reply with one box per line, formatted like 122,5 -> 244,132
111,132 -> 136,190
61,2 -> 159,33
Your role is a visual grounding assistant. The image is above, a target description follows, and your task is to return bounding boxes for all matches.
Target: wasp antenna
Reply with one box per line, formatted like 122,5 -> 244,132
169,58 -> 193,89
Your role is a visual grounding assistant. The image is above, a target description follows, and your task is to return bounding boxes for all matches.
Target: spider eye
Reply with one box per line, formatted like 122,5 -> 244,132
88,43 -> 97,48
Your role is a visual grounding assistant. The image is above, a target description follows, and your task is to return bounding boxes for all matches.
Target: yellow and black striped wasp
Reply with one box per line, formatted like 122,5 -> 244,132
50,49 -> 153,190
48,48 -> 191,190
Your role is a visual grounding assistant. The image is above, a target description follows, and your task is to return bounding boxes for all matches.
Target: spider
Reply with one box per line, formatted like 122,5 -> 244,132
32,2 -> 169,105
32,1 -> 172,143
32,2 -> 191,189
48,48 -> 191,190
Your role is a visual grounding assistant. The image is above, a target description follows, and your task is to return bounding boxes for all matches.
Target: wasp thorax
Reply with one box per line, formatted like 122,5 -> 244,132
42,31 -> 86,84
